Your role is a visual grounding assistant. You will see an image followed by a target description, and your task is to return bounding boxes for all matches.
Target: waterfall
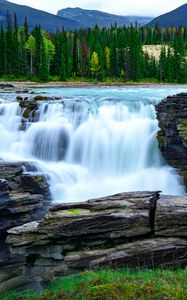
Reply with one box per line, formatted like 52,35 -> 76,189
0,88 -> 186,203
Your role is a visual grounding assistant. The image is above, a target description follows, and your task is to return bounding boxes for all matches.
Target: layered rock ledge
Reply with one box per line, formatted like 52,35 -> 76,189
156,93 -> 187,187
5,191 -> 187,292
0,162 -> 51,291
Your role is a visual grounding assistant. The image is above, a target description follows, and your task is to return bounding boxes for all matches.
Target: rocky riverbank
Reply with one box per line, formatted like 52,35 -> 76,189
1,81 -> 187,90
0,162 -> 51,291
3,191 -> 187,292
156,93 -> 187,187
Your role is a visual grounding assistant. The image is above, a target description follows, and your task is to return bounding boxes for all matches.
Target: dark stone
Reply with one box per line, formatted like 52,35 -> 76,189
33,95 -> 62,101
0,84 -> 15,89
155,93 -> 187,187
0,162 -> 51,292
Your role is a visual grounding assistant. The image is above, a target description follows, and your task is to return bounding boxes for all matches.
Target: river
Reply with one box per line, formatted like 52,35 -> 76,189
0,86 -> 186,202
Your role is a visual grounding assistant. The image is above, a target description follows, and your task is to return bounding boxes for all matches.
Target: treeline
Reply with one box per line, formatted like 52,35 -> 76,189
0,13 -> 187,82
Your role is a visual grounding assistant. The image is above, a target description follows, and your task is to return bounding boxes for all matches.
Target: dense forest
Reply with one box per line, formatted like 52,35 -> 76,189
0,14 -> 187,82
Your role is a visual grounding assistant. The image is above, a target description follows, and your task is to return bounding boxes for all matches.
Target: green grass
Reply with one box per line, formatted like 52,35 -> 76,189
2,268 -> 187,300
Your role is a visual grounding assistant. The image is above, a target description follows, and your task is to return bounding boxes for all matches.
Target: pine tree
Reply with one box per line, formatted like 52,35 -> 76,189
166,47 -> 174,82
173,35 -> 187,83
32,25 -> 43,77
72,31 -> 78,77
159,47 -> 167,82
110,41 -> 117,77
12,14 -> 19,74
105,46 -> 110,76
0,24 -> 5,76
39,41 -> 49,81
5,12 -> 14,74
59,53 -> 66,81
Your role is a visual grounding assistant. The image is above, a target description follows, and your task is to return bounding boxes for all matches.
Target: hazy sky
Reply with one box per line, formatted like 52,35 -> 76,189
9,0 -> 187,17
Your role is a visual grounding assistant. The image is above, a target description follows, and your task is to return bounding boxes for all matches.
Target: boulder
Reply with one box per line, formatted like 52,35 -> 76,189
0,84 -> 15,90
17,95 -> 63,122
0,162 -> 51,292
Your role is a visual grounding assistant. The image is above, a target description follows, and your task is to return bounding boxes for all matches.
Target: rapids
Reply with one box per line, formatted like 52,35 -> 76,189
0,87 -> 186,202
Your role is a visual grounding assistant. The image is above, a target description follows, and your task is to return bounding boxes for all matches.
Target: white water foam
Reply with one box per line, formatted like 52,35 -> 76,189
0,88 -> 186,202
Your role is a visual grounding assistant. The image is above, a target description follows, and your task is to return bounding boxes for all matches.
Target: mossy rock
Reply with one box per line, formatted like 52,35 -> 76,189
63,209 -> 91,215
22,108 -> 30,118
31,175 -> 46,183
180,170 -> 187,186
16,96 -> 23,101
33,95 -> 51,101
157,131 -> 167,149
177,120 -> 187,146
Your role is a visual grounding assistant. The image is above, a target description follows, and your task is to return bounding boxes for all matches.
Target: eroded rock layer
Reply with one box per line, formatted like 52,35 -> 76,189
156,93 -> 187,187
0,162 -> 51,291
5,191 -> 187,292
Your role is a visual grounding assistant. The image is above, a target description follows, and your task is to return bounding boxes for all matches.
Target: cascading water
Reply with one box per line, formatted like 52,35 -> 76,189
0,87 -> 186,202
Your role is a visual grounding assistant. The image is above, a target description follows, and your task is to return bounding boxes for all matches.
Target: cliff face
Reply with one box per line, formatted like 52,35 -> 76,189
155,93 -> 187,188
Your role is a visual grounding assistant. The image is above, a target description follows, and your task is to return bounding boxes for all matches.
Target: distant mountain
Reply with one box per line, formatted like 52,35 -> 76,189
57,7 -> 152,28
0,0 -> 82,32
148,3 -> 187,28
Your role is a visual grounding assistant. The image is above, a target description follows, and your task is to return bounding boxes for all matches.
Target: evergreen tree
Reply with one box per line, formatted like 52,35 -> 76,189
173,35 -> 187,83
72,31 -> 78,76
12,14 -> 19,74
32,26 -> 43,76
5,12 -> 14,74
159,47 -> 167,82
166,47 -> 174,82
39,41 -> 49,81
0,24 -> 5,75
59,53 -> 66,81
105,46 -> 110,76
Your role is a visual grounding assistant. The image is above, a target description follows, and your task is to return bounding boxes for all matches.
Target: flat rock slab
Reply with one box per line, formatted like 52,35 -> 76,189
7,192 -> 159,249
4,191 -> 187,291
65,237 -> 187,269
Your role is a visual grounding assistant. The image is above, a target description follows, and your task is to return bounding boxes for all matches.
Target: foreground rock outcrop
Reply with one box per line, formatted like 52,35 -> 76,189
156,93 -> 187,187
4,191 -> 187,292
0,162 -> 51,291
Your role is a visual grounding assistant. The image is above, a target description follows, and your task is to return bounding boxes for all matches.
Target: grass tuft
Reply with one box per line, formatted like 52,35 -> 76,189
1,268 -> 187,300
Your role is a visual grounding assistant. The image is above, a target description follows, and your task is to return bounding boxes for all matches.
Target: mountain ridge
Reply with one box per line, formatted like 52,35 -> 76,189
0,0 -> 82,32
57,7 -> 152,28
148,3 -> 187,27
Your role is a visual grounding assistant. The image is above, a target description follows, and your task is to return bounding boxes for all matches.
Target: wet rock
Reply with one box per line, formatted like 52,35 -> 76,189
17,95 -> 63,123
16,89 -> 29,94
0,162 -> 51,234
0,83 -> 15,89
33,95 -> 62,101
156,93 -> 187,187
0,162 -> 23,190
20,174 -> 50,197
